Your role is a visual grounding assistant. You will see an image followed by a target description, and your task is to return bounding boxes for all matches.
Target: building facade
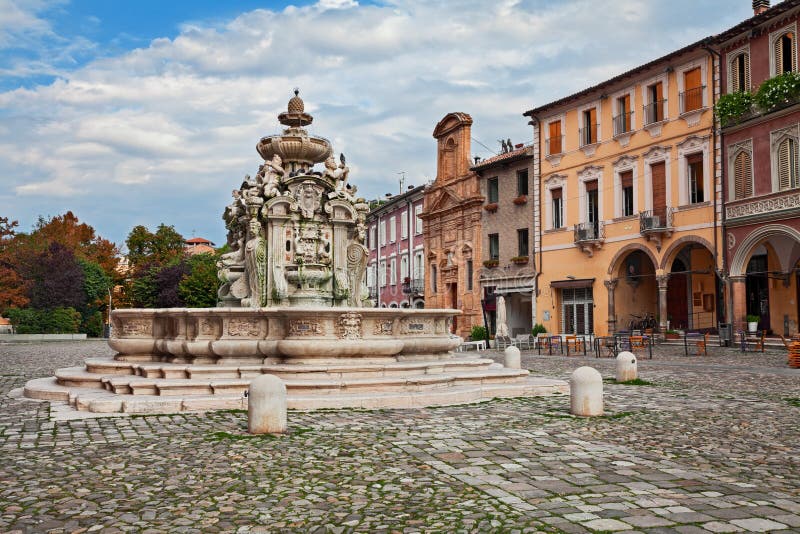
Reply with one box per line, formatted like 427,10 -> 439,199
717,0 -> 800,335
420,113 -> 484,336
524,40 -> 723,336
471,144 -> 535,336
366,185 -> 426,308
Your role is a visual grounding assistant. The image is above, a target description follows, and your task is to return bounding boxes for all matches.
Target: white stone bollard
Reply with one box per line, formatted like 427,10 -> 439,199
248,374 -> 287,434
616,351 -> 637,382
504,345 -> 521,369
570,366 -> 603,417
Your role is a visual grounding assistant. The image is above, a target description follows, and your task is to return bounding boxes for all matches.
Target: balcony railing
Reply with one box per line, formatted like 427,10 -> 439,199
401,279 -> 424,295
644,99 -> 667,125
368,287 -> 378,299
613,112 -> 633,136
578,124 -> 598,147
573,221 -> 604,243
680,86 -> 705,114
546,135 -> 564,156
639,208 -> 673,233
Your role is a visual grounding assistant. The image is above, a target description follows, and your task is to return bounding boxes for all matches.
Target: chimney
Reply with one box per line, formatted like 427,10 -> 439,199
753,0 -> 770,15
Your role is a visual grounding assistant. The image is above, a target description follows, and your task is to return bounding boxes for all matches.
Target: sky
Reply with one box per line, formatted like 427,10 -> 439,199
0,0 -> 754,248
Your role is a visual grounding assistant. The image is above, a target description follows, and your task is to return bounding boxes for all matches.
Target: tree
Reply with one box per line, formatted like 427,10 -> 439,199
30,212 -> 118,275
179,253 -> 220,308
125,224 -> 185,269
0,217 -> 28,314
24,242 -> 86,310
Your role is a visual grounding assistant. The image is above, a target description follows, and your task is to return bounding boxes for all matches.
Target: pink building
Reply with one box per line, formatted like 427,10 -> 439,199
366,185 -> 426,308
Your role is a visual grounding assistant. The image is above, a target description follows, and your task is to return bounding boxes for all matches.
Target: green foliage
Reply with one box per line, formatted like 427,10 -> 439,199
531,323 -> 547,336
714,91 -> 754,126
746,314 -> 760,323
78,259 -> 111,305
178,253 -> 220,308
470,325 -> 488,341
125,224 -> 185,268
7,307 -> 81,334
755,71 -> 800,112
130,264 -> 160,308
82,310 -> 105,337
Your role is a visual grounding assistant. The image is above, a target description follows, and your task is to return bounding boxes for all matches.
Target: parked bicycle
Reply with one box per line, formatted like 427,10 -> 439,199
627,311 -> 657,332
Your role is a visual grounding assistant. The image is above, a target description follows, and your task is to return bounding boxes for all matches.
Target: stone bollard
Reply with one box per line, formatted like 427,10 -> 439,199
616,351 -> 637,382
570,366 -> 603,417
504,345 -> 521,369
248,375 -> 287,434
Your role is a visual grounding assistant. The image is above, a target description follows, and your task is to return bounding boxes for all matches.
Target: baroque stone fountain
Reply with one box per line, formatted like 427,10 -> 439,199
23,92 -> 567,414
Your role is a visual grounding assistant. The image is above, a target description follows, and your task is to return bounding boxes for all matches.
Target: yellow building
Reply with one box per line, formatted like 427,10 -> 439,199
523,39 -> 723,335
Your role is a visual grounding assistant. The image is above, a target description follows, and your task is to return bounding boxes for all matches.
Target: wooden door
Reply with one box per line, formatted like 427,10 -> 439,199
667,271 -> 688,329
449,283 -> 458,333
651,161 -> 666,221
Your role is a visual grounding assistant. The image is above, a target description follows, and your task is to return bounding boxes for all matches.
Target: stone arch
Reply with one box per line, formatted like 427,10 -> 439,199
659,235 -> 715,272
607,243 -> 658,276
730,223 -> 800,276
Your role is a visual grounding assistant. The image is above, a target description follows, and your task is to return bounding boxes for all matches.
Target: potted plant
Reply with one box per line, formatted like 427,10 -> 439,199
470,325 -> 488,343
484,203 -> 498,212
531,323 -> 547,336
664,329 -> 680,340
513,195 -> 527,205
746,314 -> 760,334
483,259 -> 499,268
511,256 -> 529,264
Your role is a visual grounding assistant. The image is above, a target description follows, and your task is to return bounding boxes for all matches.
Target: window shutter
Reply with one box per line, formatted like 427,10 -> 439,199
744,53 -> 751,90
585,180 -> 598,192
589,108 -> 597,142
775,36 -> 784,74
551,187 -> 562,199
779,139 -> 792,190
734,152 -> 752,199
620,170 -> 633,188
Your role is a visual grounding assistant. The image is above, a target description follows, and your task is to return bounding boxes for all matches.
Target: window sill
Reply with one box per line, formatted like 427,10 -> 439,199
544,227 -> 568,234
613,130 -> 634,147
679,107 -> 708,127
643,119 -> 667,137
611,214 -> 639,223
579,142 -> 599,157
545,152 -> 564,166
676,201 -> 711,212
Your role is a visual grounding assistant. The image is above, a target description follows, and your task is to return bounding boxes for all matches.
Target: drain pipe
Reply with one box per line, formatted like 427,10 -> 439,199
528,114 -> 542,324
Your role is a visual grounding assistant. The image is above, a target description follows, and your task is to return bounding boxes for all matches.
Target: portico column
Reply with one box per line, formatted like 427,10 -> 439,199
604,279 -> 618,335
730,275 -> 747,331
656,273 -> 669,334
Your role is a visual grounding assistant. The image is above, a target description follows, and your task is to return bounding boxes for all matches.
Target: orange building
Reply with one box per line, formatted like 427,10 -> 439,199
420,113 -> 484,336
523,39 -> 723,335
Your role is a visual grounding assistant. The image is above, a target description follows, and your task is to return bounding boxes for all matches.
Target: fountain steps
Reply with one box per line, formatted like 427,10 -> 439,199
24,376 -> 568,414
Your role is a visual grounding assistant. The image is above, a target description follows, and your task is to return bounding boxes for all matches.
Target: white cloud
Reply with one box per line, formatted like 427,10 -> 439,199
0,0 -> 753,244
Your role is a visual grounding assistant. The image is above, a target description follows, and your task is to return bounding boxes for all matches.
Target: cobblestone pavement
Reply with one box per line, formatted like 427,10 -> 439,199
2,341 -> 800,533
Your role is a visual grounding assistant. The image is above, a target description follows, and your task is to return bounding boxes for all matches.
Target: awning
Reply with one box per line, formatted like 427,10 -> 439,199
494,286 -> 534,295
550,278 -> 594,289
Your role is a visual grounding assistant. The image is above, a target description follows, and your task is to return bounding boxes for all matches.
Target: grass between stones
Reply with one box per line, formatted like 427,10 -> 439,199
785,397 -> 800,407
604,378 -> 655,386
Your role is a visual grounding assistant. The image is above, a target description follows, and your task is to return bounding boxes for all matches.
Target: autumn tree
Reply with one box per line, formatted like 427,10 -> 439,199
0,217 -> 28,313
126,224 -> 185,269
24,242 -> 86,310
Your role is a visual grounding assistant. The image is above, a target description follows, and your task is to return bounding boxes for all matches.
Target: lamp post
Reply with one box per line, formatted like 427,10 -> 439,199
106,287 -> 113,338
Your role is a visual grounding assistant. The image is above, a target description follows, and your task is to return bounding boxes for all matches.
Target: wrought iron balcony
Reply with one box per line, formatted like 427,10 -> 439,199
546,135 -> 564,156
639,208 -> 674,250
368,287 -> 378,299
573,221 -> 605,257
679,86 -> 705,114
644,99 -> 667,125
401,278 -> 424,295
578,124 -> 598,147
613,111 -> 633,136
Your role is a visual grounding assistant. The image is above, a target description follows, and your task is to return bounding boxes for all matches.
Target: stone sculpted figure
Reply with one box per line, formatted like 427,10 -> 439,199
263,155 -> 285,198
346,243 -> 369,307
333,267 -> 349,300
243,219 -> 267,307
272,265 -> 288,301
322,156 -> 338,183
296,182 -> 320,219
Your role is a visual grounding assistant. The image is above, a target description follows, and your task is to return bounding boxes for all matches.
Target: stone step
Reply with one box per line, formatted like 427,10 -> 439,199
55,376 -> 569,414
81,357 -> 498,380
93,366 -> 529,397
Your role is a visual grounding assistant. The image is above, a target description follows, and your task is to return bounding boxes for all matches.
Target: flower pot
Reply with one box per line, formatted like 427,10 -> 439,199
747,321 -> 758,334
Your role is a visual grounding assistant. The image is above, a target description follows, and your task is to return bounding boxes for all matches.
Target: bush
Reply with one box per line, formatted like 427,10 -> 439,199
82,310 -> 105,337
755,71 -> 800,112
746,314 -> 760,323
531,323 -> 547,336
715,91 -> 754,126
7,307 -> 81,334
470,325 -> 488,341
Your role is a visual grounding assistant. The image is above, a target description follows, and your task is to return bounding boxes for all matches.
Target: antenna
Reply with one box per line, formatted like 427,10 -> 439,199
397,171 -> 406,194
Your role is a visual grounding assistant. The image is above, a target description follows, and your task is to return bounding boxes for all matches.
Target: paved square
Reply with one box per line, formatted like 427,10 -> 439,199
2,341 -> 800,532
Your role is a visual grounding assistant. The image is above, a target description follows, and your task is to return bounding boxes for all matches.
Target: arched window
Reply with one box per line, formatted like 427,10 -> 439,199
775,32 -> 796,75
733,151 -> 753,199
777,138 -> 799,190
730,53 -> 750,92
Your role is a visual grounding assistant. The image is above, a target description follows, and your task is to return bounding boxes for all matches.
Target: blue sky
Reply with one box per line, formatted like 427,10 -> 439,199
0,0 -> 754,248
